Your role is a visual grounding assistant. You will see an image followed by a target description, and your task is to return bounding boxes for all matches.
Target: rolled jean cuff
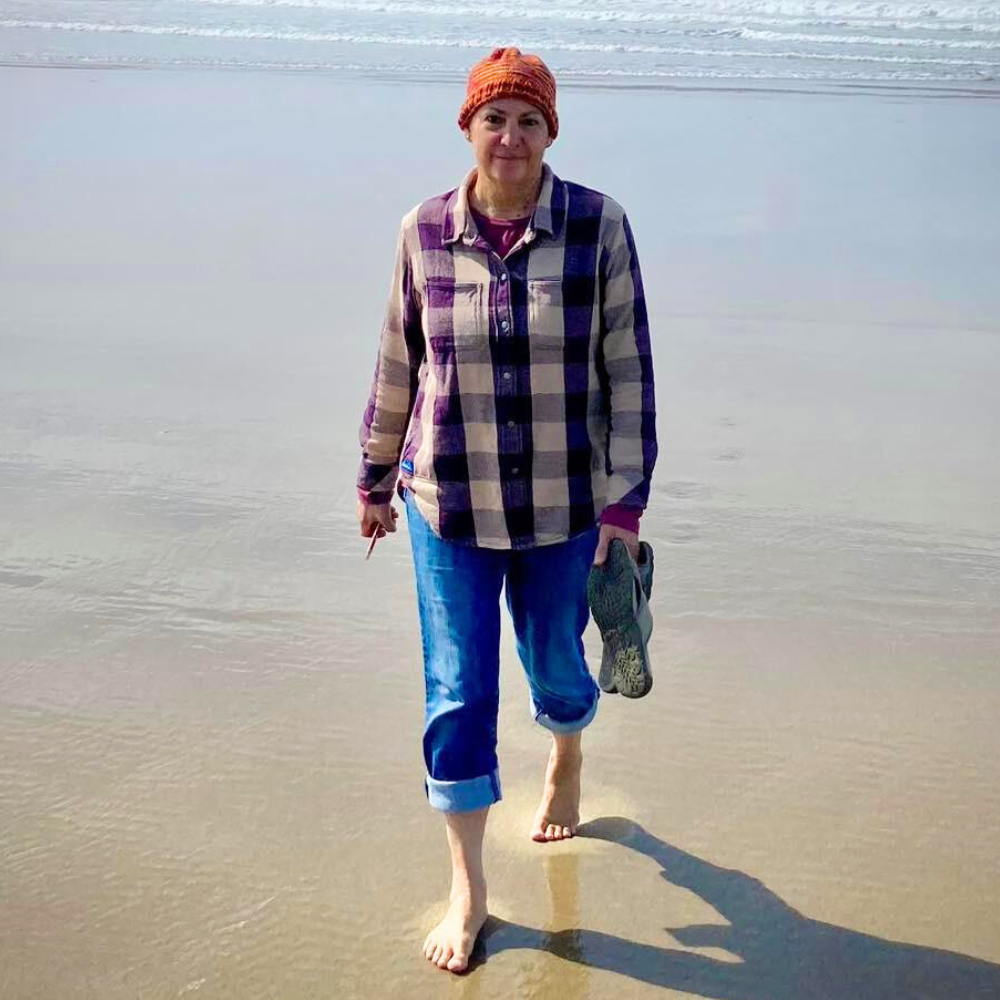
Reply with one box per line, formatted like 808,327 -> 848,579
533,692 -> 599,734
425,769 -> 502,813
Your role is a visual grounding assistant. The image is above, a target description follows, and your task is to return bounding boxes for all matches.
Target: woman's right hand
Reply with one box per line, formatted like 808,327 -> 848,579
357,499 -> 398,539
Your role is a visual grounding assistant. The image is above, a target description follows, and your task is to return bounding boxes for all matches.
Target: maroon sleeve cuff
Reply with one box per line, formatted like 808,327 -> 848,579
599,503 -> 642,534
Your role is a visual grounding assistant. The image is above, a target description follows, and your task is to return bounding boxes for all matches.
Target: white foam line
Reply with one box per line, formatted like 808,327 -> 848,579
183,0 -> 1000,32
1,50 -> 995,83
740,27 -> 1000,48
191,0 -> 1000,37
2,18 -> 996,66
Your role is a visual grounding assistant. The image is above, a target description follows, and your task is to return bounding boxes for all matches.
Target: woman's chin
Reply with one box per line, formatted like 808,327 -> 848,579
488,159 -> 533,183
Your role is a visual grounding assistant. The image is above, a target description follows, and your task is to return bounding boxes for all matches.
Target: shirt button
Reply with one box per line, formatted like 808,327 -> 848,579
499,273 -> 508,283
502,371 -> 512,381
511,467 -> 520,475
507,420 -> 515,428
500,320 -> 510,331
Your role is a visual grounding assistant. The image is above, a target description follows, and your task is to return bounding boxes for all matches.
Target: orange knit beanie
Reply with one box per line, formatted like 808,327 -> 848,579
458,47 -> 559,140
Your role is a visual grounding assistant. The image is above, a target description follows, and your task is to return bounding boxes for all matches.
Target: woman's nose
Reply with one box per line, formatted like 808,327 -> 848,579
500,127 -> 521,146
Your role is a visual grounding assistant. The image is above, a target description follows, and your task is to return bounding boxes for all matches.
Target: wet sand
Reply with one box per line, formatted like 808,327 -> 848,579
2,67 -> 999,998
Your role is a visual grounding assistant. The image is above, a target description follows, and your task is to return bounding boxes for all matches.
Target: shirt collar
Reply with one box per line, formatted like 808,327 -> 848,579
442,163 -> 564,247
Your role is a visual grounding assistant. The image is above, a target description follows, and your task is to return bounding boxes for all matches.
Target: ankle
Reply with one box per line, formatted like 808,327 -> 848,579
449,869 -> 486,899
449,875 -> 487,904
550,741 -> 583,767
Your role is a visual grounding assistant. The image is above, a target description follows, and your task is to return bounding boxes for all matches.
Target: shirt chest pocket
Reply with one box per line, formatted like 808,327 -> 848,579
527,277 -> 566,354
424,279 -> 488,364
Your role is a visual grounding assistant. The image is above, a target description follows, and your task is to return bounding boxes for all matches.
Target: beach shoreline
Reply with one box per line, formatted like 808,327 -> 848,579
2,62 -> 999,998
4,57 -> 1000,102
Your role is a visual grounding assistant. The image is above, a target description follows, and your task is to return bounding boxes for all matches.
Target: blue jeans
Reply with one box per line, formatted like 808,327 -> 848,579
404,489 -> 600,813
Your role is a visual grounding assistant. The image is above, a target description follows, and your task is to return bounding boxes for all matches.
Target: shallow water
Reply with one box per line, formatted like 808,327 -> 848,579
1,68 -> 999,998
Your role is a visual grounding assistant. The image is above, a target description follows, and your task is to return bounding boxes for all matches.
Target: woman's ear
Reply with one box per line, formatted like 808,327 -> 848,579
464,129 -> 472,142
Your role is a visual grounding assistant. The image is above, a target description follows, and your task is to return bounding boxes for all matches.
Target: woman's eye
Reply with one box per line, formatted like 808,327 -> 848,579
486,115 -> 502,124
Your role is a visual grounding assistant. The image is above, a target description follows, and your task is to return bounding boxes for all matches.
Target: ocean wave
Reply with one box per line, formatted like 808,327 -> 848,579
180,0 -> 1000,38
0,18 -> 477,45
3,18 -> 996,67
739,27 -> 1000,48
4,48 -> 992,84
184,0 -> 1000,29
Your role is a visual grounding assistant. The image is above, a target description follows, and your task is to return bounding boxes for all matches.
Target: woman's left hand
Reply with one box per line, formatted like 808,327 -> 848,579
593,523 -> 640,565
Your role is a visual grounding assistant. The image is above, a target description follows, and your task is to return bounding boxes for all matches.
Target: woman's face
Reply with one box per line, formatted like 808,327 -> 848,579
465,98 -> 552,189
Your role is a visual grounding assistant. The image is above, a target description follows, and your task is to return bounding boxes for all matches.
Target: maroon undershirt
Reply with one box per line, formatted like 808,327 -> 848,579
470,206 -> 641,536
470,206 -> 530,259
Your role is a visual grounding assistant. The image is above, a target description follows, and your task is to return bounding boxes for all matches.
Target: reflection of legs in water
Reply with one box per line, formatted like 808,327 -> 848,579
544,851 -> 580,930
422,807 -> 490,974
480,818 -> 1000,1000
543,853 -> 588,982
505,852 -> 591,995
532,732 -> 583,842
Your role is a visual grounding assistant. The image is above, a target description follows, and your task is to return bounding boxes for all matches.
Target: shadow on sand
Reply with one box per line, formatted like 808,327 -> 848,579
474,817 -> 1000,998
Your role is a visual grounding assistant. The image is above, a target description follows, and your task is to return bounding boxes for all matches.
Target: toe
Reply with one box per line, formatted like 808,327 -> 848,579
437,946 -> 453,969
431,944 -> 444,965
562,825 -> 573,838
447,951 -> 468,973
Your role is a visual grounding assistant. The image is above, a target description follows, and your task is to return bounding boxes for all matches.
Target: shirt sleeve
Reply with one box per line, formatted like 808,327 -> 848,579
599,211 -> 657,512
357,224 -> 424,504
599,502 -> 642,535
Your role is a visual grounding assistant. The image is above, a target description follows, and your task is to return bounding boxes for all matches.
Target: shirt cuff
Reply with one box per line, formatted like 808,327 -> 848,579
600,503 -> 642,535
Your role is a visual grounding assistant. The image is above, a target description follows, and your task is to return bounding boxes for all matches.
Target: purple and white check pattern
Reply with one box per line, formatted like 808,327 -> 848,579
358,164 -> 656,550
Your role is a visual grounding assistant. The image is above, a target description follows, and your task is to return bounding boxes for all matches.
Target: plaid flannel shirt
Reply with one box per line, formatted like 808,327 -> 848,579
357,163 -> 656,550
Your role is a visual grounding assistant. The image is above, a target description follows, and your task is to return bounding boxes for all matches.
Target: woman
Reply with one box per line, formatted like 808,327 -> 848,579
356,47 -> 656,973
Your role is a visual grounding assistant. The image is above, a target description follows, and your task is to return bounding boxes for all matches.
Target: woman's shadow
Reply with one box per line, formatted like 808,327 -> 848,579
475,817 -> 1000,999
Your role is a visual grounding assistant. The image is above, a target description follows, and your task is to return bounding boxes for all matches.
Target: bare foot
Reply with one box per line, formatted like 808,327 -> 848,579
422,888 -> 488,974
531,740 -> 582,842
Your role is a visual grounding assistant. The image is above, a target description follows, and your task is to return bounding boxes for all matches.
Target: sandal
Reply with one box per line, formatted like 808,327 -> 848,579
588,538 -> 654,699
